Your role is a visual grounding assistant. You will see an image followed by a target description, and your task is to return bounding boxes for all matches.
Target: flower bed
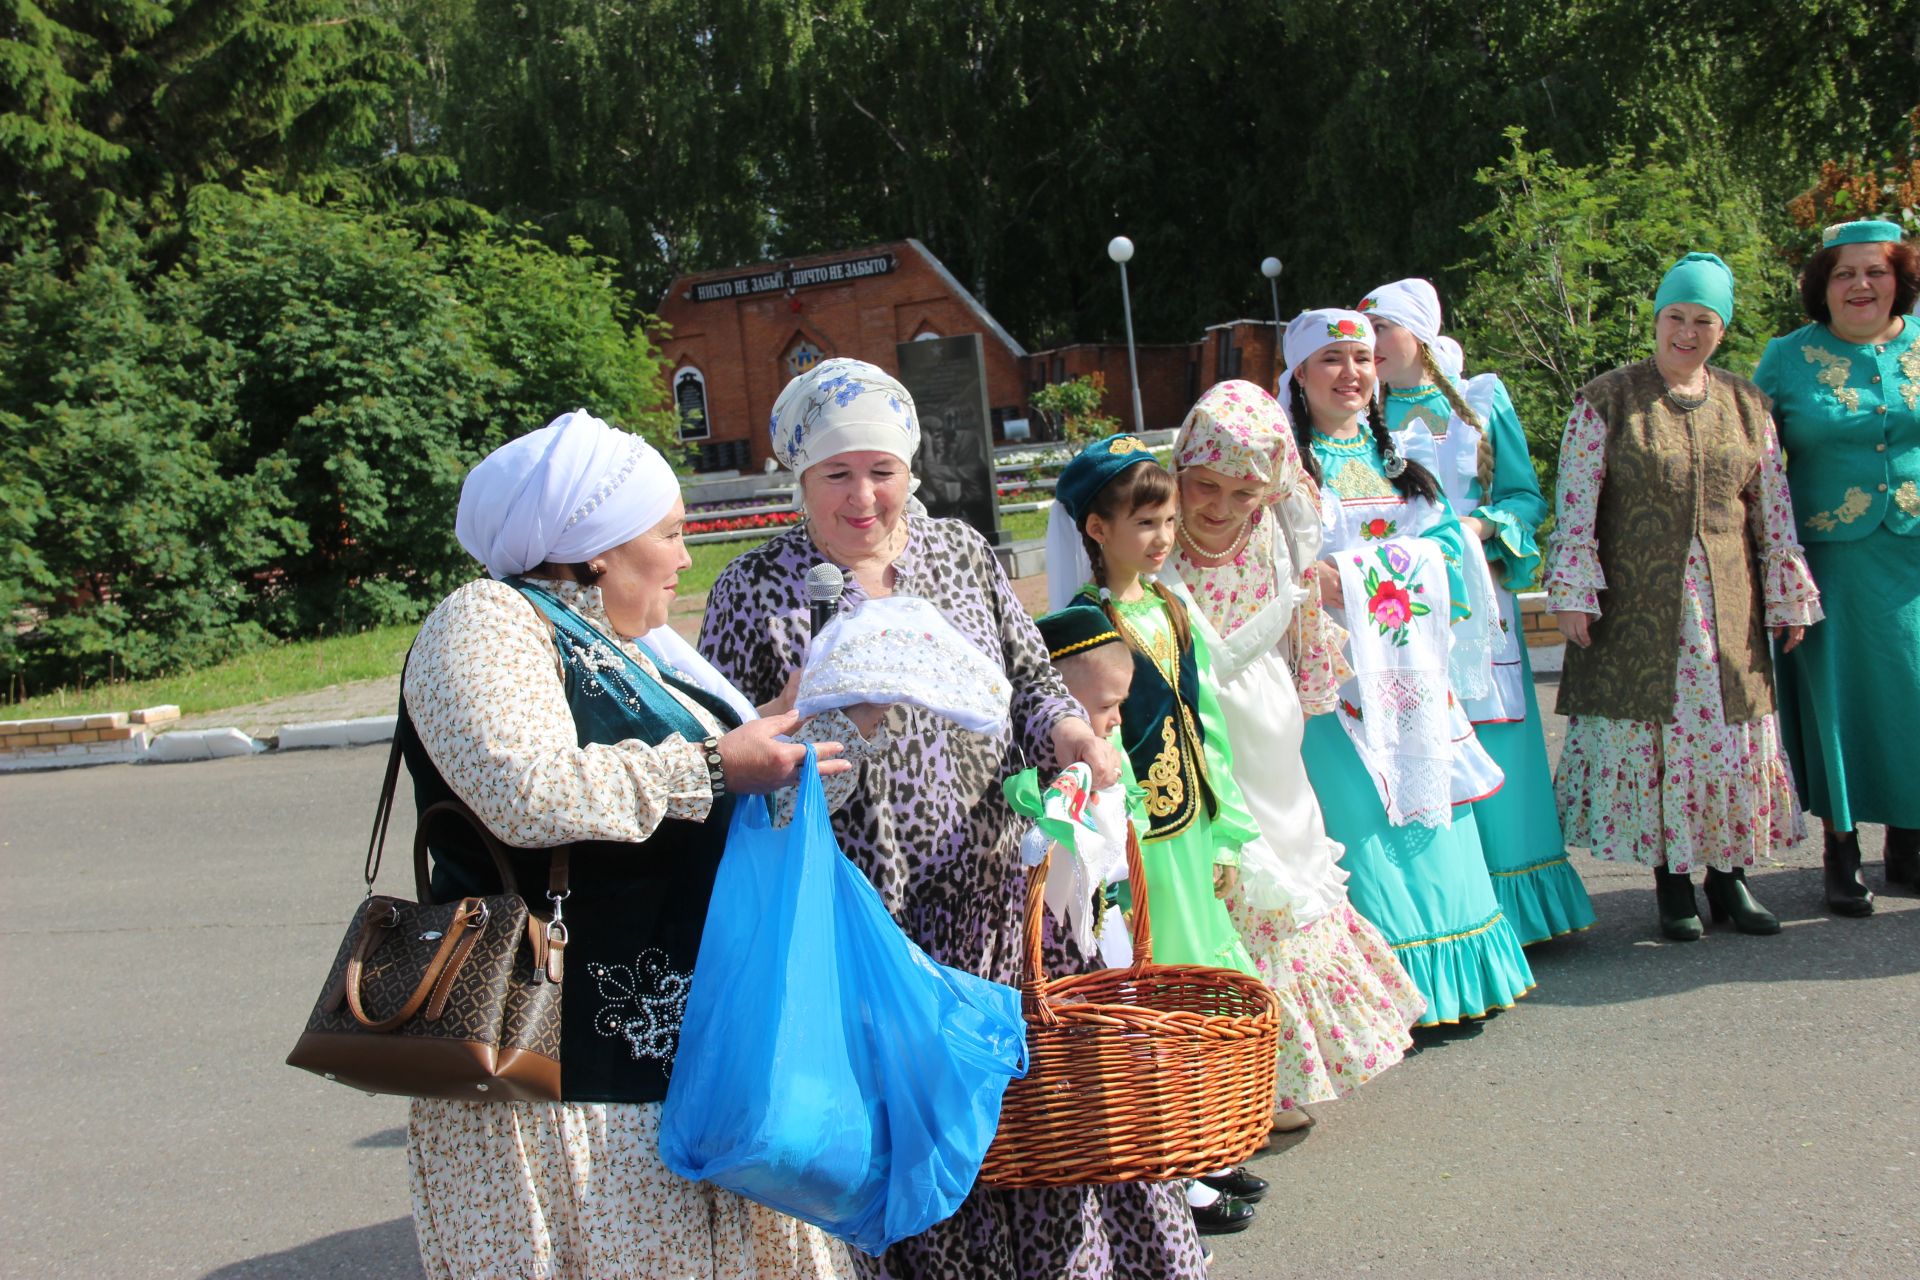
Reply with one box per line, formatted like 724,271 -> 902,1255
684,511 -> 804,536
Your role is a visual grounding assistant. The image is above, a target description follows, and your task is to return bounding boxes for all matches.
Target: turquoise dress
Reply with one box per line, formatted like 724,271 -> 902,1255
1753,318 -> 1920,830
1303,432 -> 1535,1024
1386,379 -> 1595,943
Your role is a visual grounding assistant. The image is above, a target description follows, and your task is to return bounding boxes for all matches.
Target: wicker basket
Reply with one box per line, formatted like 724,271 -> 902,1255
978,827 -> 1281,1188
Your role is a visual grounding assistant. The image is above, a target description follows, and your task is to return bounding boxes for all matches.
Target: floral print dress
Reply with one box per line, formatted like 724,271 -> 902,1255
403,576 -> 852,1280
1547,396 -> 1823,871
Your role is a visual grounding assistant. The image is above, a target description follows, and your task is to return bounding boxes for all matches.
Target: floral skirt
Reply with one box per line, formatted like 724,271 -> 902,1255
1555,545 -> 1804,873
1221,896 -> 1426,1110
408,1098 -> 852,1280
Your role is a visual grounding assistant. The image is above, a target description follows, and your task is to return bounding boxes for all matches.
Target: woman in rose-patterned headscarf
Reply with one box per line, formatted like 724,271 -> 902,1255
1167,379 -> 1427,1131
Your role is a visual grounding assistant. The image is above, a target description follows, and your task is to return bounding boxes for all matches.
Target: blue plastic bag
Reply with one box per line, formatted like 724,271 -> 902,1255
659,747 -> 1028,1255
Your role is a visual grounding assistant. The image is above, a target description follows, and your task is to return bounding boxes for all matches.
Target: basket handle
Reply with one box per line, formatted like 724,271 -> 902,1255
1020,822 -> 1156,1005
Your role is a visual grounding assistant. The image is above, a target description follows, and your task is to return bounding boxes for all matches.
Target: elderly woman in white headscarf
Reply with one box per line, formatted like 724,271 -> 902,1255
403,409 -> 852,1280
699,360 -> 1209,1279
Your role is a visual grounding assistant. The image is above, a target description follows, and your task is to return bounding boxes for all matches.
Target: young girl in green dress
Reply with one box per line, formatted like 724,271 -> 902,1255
1045,436 -> 1259,977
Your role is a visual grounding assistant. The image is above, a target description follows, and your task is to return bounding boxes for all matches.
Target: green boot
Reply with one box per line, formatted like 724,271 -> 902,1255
1654,864 -> 1703,942
1704,867 -> 1781,935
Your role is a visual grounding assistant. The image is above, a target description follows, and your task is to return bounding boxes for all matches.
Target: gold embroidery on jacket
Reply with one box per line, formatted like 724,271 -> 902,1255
1899,347 -> 1920,412
1142,716 -> 1185,817
1805,486 -> 1873,532
1802,346 -> 1860,412
1895,481 -> 1920,518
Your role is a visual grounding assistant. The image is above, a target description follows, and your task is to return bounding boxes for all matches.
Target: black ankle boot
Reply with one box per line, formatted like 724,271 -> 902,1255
1823,828 -> 1874,917
1703,867 -> 1781,935
1653,864 -> 1703,941
1886,827 -> 1919,890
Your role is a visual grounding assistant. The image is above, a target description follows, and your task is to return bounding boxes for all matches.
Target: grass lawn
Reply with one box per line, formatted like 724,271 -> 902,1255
4,623 -> 418,721
3,508 -> 1057,723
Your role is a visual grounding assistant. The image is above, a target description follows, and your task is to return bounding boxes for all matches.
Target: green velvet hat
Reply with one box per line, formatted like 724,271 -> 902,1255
1036,604 -> 1123,662
1653,251 -> 1736,326
1053,434 -> 1156,526
1823,219 -> 1904,248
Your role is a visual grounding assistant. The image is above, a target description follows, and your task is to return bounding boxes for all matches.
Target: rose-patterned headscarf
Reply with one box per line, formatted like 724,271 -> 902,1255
1169,379 -> 1347,714
1172,379 -> 1298,502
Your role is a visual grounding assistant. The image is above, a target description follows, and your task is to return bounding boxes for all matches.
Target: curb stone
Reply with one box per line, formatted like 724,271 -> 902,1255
145,727 -> 267,763
275,715 -> 398,751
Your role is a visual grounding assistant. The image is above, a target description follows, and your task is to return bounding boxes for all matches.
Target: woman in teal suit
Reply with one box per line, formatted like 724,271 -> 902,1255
1755,218 -> 1920,914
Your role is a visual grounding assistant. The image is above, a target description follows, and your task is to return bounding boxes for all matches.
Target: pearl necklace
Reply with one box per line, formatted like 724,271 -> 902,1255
1176,511 -> 1252,565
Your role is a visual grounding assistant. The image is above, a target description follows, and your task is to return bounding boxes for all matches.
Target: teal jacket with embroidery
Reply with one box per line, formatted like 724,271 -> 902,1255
1753,318 -> 1920,542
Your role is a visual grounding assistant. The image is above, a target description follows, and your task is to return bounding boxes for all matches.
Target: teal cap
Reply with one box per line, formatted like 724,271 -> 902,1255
1653,251 -> 1736,326
1054,434 -> 1157,526
1822,219 -> 1904,248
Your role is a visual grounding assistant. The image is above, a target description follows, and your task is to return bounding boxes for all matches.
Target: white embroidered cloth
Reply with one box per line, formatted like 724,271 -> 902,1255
1333,538 -> 1456,828
795,594 -> 1012,735
1016,763 -> 1137,963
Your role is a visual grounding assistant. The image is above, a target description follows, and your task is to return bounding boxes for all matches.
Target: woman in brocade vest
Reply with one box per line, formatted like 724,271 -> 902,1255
1753,219 -> 1920,915
1547,254 -> 1824,941
401,410 -> 854,1279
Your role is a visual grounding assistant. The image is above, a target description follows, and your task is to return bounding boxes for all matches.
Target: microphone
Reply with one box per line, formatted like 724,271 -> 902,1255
805,562 -> 846,638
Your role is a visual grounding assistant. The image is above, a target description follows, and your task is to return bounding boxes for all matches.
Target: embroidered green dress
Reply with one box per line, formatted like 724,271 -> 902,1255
1386,380 -> 1595,943
1302,432 -> 1535,1024
1080,586 -> 1258,975
1754,317 -> 1920,830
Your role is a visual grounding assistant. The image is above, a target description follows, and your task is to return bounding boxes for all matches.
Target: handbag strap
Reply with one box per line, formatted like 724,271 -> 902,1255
361,730 -> 406,893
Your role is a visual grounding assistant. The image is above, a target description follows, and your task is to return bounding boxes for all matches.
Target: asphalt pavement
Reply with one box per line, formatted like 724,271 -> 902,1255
2,677 -> 1915,1279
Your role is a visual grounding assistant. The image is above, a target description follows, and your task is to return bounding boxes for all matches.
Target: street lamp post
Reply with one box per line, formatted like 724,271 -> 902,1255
1261,256 -> 1284,392
1108,235 -> 1146,434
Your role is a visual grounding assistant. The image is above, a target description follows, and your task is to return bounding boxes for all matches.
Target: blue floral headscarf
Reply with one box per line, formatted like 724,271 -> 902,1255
769,357 -> 921,475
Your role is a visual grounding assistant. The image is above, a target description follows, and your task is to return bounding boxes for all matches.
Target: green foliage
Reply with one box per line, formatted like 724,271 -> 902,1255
0,225 -> 297,686
1030,374 -> 1121,446
450,231 -> 680,452
3,187 -> 675,689
1451,130 -> 1795,496
1,1 -> 411,257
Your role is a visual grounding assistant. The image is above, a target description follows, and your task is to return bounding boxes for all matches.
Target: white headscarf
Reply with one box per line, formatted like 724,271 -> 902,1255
1431,335 -> 1466,381
455,409 -> 758,722
456,410 -> 678,579
1358,278 -> 1442,344
1278,308 -> 1375,407
769,358 -> 920,476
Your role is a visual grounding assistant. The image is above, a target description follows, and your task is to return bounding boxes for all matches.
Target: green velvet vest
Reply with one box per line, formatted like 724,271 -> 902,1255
1558,360 -> 1775,724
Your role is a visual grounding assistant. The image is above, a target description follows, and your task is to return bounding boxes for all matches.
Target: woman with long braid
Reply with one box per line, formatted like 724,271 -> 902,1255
1286,308 -> 1535,1025
1361,278 -> 1594,945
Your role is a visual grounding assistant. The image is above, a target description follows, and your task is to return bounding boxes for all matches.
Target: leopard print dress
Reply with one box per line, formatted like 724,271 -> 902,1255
700,516 -> 1208,1280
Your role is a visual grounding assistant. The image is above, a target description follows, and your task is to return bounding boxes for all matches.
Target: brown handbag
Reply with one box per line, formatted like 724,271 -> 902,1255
285,733 -> 570,1102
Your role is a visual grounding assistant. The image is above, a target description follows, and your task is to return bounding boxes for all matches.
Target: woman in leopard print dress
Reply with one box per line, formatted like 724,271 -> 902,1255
700,360 -> 1210,1279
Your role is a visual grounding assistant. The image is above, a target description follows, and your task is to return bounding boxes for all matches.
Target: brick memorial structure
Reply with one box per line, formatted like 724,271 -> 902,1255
656,240 -> 1293,469
656,240 -> 1031,472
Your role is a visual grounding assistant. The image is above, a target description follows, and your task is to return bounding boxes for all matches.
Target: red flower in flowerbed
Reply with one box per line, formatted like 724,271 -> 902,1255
684,511 -> 804,536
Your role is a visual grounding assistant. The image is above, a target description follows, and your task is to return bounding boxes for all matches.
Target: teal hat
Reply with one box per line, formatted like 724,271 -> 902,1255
1823,219 -> 1904,248
1035,604 -> 1123,662
1053,434 -> 1157,526
1653,251 -> 1736,326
